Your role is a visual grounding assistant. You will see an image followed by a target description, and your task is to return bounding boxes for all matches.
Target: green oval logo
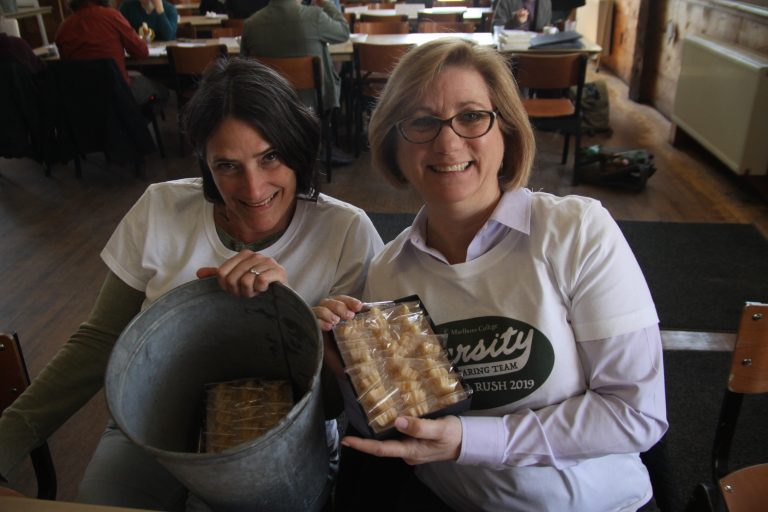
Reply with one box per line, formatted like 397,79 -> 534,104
435,316 -> 554,410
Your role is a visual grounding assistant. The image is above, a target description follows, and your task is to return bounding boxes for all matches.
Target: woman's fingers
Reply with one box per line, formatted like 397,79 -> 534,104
196,250 -> 287,297
341,416 -> 462,465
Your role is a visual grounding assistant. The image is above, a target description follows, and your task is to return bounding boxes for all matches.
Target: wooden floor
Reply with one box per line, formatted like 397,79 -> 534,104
1,63 -> 766,502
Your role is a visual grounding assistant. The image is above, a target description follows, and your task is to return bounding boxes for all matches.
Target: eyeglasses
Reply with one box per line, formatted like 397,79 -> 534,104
396,110 -> 497,144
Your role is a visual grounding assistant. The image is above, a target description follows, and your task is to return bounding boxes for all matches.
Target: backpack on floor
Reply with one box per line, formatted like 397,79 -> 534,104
572,80 -> 613,135
576,145 -> 657,191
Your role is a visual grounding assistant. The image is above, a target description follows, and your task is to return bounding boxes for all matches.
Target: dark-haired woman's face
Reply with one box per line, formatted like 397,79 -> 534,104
206,117 -> 297,243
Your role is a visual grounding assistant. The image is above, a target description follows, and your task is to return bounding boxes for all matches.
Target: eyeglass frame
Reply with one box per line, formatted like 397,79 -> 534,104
395,110 -> 498,144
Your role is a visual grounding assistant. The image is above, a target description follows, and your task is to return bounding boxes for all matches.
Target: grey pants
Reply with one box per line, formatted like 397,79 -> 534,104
77,419 -> 339,510
76,420 -> 191,511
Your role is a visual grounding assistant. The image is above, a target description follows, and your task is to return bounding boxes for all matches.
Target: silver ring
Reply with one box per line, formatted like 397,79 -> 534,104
249,267 -> 261,276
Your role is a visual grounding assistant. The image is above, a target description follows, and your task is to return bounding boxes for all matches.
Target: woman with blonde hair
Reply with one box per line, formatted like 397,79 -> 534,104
316,39 -> 667,511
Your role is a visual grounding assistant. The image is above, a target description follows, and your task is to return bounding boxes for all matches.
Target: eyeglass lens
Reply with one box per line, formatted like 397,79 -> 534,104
398,111 -> 495,143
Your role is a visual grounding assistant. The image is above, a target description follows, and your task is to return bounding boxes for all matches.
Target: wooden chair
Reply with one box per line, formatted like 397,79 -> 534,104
252,56 -> 333,183
511,53 -> 587,183
691,302 -> 768,512
221,17 -> 246,34
0,60 -> 54,176
176,22 -> 197,39
343,11 -> 356,33
479,10 -> 494,32
416,20 -> 475,32
354,20 -> 410,34
0,332 -> 57,500
432,0 -> 471,6
353,42 -> 413,155
211,27 -> 240,38
416,10 -> 463,22
166,44 -> 229,153
48,59 -> 162,177
359,13 -> 408,22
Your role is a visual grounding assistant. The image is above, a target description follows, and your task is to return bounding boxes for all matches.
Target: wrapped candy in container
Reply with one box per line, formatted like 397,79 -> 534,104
332,296 -> 472,439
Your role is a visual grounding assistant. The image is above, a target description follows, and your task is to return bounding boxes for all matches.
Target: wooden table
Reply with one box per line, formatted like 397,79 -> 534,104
343,5 -> 491,21
179,14 -> 228,27
127,32 -> 602,67
0,496 -> 155,512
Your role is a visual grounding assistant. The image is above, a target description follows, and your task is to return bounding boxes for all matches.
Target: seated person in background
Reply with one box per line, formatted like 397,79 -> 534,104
226,0 -> 269,19
494,0 -> 552,31
199,0 -> 228,14
118,0 -> 178,41
0,31 -> 46,73
240,0 -> 349,117
0,57 -> 383,508
55,0 -> 167,105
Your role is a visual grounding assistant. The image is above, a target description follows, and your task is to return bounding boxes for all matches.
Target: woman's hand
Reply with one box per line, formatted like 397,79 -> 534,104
196,250 -> 287,298
342,415 -> 463,465
312,295 -> 363,332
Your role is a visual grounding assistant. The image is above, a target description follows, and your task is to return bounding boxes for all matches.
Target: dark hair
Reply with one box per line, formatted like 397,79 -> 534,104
69,0 -> 110,10
181,57 -> 321,203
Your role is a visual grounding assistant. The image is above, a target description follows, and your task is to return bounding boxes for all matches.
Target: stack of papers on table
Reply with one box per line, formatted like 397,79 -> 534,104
497,30 -> 534,50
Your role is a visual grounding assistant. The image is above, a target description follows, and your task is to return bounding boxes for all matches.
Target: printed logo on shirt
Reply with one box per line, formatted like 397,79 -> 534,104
436,316 -> 554,410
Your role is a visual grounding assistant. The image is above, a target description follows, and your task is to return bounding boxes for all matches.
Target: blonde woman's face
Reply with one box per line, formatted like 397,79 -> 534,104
395,65 -> 504,213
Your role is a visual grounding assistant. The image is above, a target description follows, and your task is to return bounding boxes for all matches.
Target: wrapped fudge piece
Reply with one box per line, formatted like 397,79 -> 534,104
332,298 -> 471,437
201,378 -> 293,453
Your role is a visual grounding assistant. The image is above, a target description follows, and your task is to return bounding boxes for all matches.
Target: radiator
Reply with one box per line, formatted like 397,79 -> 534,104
672,35 -> 768,176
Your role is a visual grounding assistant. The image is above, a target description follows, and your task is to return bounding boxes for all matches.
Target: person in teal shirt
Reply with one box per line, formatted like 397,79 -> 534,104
119,0 -> 178,41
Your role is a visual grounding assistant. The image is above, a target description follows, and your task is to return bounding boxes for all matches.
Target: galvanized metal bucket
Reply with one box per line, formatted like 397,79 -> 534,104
105,278 -> 329,512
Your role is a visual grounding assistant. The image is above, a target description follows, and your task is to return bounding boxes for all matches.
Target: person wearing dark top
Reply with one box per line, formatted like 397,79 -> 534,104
199,0 -> 228,14
118,0 -> 178,41
0,32 -> 46,73
226,0 -> 269,19
493,0 -> 552,31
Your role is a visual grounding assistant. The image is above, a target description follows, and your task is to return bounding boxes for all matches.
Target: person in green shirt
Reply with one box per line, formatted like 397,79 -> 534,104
119,0 -> 178,41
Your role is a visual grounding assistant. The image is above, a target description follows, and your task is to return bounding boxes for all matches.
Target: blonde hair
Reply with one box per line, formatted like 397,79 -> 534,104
368,38 -> 535,190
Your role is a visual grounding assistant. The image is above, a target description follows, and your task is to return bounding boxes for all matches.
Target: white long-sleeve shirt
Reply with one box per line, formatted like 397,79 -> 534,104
362,188 -> 668,511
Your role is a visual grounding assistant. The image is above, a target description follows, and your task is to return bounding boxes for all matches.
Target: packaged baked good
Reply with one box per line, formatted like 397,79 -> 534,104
332,296 -> 472,438
200,378 -> 293,453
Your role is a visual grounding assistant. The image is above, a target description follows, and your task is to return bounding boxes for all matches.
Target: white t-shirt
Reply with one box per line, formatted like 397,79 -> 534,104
363,189 -> 660,511
101,178 -> 384,309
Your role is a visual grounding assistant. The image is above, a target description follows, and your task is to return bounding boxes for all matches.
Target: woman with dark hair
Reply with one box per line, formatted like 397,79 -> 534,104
315,39 -> 667,511
0,57 -> 383,509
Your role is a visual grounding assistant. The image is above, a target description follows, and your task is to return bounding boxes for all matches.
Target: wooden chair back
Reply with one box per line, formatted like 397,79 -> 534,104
416,20 -> 475,32
176,22 -> 197,39
727,302 -> 768,394
512,53 -> 587,181
343,11 -> 356,32
167,43 -> 229,79
417,11 -> 463,22
253,55 -> 322,94
251,56 -> 333,182
366,2 -> 395,8
433,0 -> 471,6
359,13 -> 409,22
355,21 -> 410,34
222,18 -> 246,31
514,52 -> 584,91
354,42 -> 413,77
480,10 -> 493,31
713,303 -> 768,511
0,332 -> 57,499
211,27 -> 240,38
